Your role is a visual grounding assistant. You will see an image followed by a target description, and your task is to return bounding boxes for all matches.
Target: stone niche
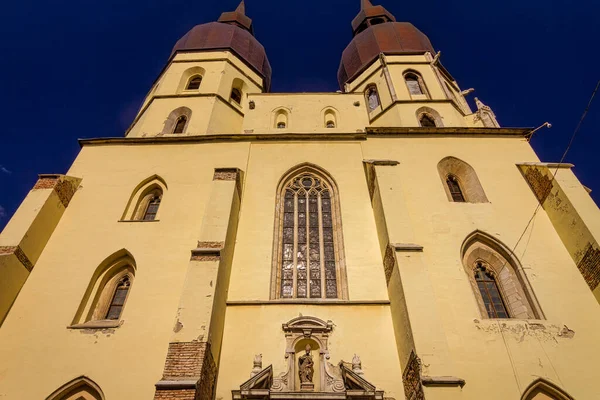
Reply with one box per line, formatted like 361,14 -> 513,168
231,316 -> 383,400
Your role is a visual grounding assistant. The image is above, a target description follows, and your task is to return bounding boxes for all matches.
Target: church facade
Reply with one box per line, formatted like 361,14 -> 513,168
1,1 -> 600,399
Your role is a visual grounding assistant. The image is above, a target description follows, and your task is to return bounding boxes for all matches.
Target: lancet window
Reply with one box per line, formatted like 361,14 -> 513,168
273,166 -> 347,300
173,116 -> 187,134
474,262 -> 509,318
446,174 -> 465,202
143,193 -> 162,221
106,275 -> 131,320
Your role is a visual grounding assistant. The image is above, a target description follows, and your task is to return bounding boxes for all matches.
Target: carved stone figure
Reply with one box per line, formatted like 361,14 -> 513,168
298,344 -> 314,384
251,354 -> 262,377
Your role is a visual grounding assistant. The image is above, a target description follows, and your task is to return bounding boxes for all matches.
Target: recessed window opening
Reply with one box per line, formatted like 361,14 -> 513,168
231,88 -> 242,104
326,121 -> 335,128
474,262 -> 509,318
277,122 -> 286,129
186,75 -> 202,90
419,114 -> 436,127
365,85 -> 380,111
446,174 -> 465,202
369,17 -> 386,25
173,116 -> 187,134
143,194 -> 161,221
106,275 -> 131,320
405,73 -> 423,95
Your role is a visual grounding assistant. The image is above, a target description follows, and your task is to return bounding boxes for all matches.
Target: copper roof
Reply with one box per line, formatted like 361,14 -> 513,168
337,22 -> 435,89
172,22 -> 271,91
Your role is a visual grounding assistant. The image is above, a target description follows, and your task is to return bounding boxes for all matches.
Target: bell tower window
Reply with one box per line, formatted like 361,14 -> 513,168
186,75 -> 202,90
365,85 -> 380,111
419,114 -> 436,127
173,116 -> 187,134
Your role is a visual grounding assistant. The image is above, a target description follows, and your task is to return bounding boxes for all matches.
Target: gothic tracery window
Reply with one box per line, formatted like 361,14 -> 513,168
276,168 -> 345,299
106,275 -> 131,320
143,193 -> 161,221
474,262 -> 509,318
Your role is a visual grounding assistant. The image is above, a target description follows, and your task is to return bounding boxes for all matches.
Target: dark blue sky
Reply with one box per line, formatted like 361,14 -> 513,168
0,0 -> 598,229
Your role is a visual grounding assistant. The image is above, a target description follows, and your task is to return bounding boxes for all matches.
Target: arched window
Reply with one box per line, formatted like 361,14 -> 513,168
462,231 -> 544,319
323,108 -> 337,128
474,262 -> 509,318
404,71 -> 429,98
46,376 -> 105,400
106,275 -> 131,320
419,113 -> 436,127
437,157 -> 488,203
70,249 -> 136,327
271,164 -> 347,300
173,116 -> 187,134
231,88 -> 242,104
121,175 -> 167,221
521,378 -> 574,400
162,107 -> 192,135
186,75 -> 202,90
365,84 -> 380,111
274,108 -> 290,129
405,73 -> 423,95
446,174 -> 465,202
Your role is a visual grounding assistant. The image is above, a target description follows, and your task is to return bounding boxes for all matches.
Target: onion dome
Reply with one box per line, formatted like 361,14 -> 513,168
338,0 -> 435,89
171,1 -> 272,91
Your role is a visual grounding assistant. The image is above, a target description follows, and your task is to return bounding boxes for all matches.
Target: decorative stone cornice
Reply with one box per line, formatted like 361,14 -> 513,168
421,375 -> 466,388
391,243 -> 424,252
191,242 -> 224,262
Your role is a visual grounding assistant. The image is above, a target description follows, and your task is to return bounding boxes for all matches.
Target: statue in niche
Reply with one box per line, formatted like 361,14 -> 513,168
298,344 -> 314,384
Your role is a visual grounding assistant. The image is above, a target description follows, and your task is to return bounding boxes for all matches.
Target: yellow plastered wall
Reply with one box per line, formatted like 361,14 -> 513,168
243,94 -> 369,134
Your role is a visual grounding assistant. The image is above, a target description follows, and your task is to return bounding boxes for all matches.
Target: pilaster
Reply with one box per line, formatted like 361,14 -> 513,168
364,161 -> 464,400
0,174 -> 81,325
154,168 -> 243,400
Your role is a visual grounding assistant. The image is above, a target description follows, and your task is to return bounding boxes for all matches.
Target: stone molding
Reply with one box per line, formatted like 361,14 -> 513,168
421,376 -> 465,388
213,168 -> 240,181
191,242 -> 225,262
362,159 -> 400,166
67,320 -> 123,330
0,245 -> 33,272
402,351 -> 425,400
391,243 -> 424,252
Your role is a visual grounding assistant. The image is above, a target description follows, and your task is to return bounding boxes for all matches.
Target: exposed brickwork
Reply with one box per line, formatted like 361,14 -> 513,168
154,390 -> 196,400
577,243 -> 600,290
213,168 -> 239,181
0,246 -> 33,271
33,176 -> 59,190
54,178 -> 78,207
154,341 -> 217,400
403,351 -> 425,400
383,244 -> 395,285
524,167 -> 553,204
197,241 -> 224,249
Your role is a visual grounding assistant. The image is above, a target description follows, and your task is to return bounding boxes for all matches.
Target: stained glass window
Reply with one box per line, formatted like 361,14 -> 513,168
279,172 -> 339,299
143,194 -> 161,221
474,263 -> 509,318
446,174 -> 465,202
106,275 -> 131,320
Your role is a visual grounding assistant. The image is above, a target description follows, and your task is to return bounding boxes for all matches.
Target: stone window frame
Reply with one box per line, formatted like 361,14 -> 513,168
161,107 -> 192,135
270,163 -> 348,300
177,66 -> 206,93
461,230 -> 544,320
403,69 -> 430,99
520,378 -> 574,400
273,107 -> 291,130
437,156 -> 488,203
230,78 -> 246,108
46,375 -> 105,400
416,106 -> 443,127
70,249 -> 137,328
322,107 -> 338,129
121,175 -> 167,222
364,84 -> 381,113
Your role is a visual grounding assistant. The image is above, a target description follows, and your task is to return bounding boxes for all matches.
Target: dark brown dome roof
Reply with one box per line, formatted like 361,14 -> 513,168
172,21 -> 272,91
338,22 -> 434,89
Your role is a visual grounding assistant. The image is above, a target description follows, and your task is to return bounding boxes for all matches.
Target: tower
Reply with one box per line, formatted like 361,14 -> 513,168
1,1 -> 600,400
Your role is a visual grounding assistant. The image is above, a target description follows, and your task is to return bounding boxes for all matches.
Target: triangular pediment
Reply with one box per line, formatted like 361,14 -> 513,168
239,365 -> 273,390
339,363 -> 376,391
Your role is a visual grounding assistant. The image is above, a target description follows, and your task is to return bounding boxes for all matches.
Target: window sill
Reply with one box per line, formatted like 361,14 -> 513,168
68,320 -> 123,330
118,219 -> 160,223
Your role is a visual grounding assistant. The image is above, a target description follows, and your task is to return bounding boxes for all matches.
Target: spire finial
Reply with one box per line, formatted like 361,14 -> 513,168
361,0 -> 374,9
236,0 -> 246,15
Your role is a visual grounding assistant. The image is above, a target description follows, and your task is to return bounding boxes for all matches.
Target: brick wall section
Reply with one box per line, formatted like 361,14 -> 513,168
154,341 -> 217,400
33,176 -> 59,190
524,167 -> 553,204
32,175 -> 79,208
0,246 -> 33,271
154,390 -> 196,400
578,243 -> 600,290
